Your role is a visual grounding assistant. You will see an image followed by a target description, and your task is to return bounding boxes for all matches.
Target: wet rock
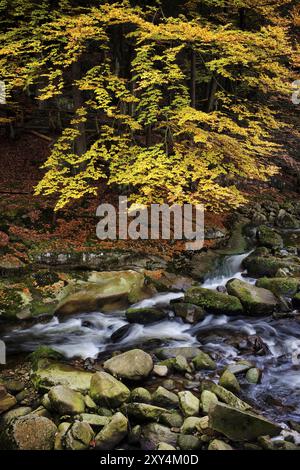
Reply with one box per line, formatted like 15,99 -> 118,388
28,346 -> 63,368
55,270 -> 148,315
185,287 -> 243,316
226,279 -> 278,315
239,335 -> 270,356
90,371 -> 130,408
94,412 -> 128,450
0,415 -> 57,450
192,351 -> 216,370
245,368 -> 262,384
123,403 -> 167,422
104,349 -> 153,381
48,385 -> 85,415
226,361 -> 253,375
208,439 -> 233,450
0,386 -> 17,414
145,271 -> 193,292
209,402 -> 281,441
256,277 -> 299,296
171,302 -> 205,324
178,391 -> 200,417
257,225 -> 283,249
139,423 -> 178,450
64,421 -> 94,450
187,250 -> 221,281
125,307 -> 167,324
217,220 -> 250,255
173,355 -> 190,373
201,390 -> 218,414
177,434 -> 201,450
154,347 -> 201,360
130,387 -> 152,404
31,359 -> 93,393
202,381 -> 250,412
110,324 -> 134,342
219,370 -> 240,394
152,386 -> 179,408
84,395 -> 97,410
242,253 -> 300,278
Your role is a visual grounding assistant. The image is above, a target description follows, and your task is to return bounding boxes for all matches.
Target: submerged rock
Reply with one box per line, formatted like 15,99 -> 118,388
103,349 -> 153,381
185,287 -> 243,316
209,402 -> 281,441
226,278 -> 278,315
90,371 -> 130,408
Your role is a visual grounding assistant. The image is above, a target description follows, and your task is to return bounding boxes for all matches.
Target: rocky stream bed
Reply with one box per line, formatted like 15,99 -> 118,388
1,201 -> 300,450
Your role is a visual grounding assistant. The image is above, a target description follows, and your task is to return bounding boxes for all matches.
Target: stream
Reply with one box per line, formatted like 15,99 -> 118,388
3,250 -> 300,423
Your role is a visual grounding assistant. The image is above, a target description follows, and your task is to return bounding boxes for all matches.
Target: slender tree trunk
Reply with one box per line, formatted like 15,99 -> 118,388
239,8 -> 246,30
190,49 -> 196,108
146,125 -> 152,147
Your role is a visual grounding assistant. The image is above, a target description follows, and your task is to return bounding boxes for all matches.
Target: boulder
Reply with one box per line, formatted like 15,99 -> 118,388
181,416 -> 210,434
55,270 -> 147,314
94,412 -> 128,450
226,279 -> 278,315
177,434 -> 201,450
0,415 -> 57,450
139,423 -> 178,450
185,287 -> 243,316
153,365 -> 168,377
90,371 -> 130,408
125,307 -> 167,324
192,351 -> 216,370
201,390 -> 218,414
208,439 -> 233,450
219,369 -> 240,394
242,254 -> 300,278
0,406 -> 32,429
64,421 -> 95,450
130,387 -> 152,404
178,391 -> 200,417
171,302 -> 205,324
0,386 -> 17,414
209,402 -> 281,441
76,414 -> 110,428
202,381 -> 250,412
152,386 -> 179,408
48,385 -> 85,415
160,411 -> 183,428
31,359 -> 93,393
103,349 -> 153,381
245,368 -> 262,384
154,347 -> 201,360
123,403 -> 167,422
257,225 -> 283,249
255,277 -> 299,296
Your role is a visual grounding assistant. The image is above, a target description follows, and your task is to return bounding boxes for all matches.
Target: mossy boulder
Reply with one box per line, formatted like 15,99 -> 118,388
185,287 -> 243,316
152,386 -> 179,408
31,359 -> 93,393
103,349 -> 153,381
201,390 -> 218,414
226,279 -> 278,315
209,402 -> 281,441
242,254 -> 300,278
125,307 -> 167,324
94,412 -> 128,450
257,225 -> 283,249
192,351 -> 216,370
90,372 -> 130,408
202,380 -> 250,412
219,369 -> 240,394
256,277 -> 299,296
123,403 -> 167,422
130,387 -> 152,404
171,301 -> 205,324
28,346 -> 63,368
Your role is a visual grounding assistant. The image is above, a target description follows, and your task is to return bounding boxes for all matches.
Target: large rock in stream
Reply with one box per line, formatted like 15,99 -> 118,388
185,287 -> 243,316
226,279 -> 278,315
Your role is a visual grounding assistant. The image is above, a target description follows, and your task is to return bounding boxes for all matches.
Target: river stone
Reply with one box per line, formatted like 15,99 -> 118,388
94,412 -> 128,450
177,434 -> 201,450
185,287 -> 243,316
31,359 -> 93,392
139,423 -> 178,450
103,349 -> 153,381
226,361 -> 253,375
257,225 -> 283,249
202,381 -> 250,411
208,439 -> 233,450
172,302 -> 205,324
152,386 -> 179,408
242,254 -> 300,278
201,390 -> 218,414
48,385 -> 85,415
54,422 -> 71,450
153,365 -> 168,377
130,387 -> 152,404
178,391 -> 200,417
124,403 -> 167,422
246,368 -> 262,384
90,371 -> 130,407
55,270 -> 147,315
64,421 -> 95,450
0,415 -> 57,450
0,386 -> 17,414
256,277 -> 299,296
160,411 -> 183,428
181,416 -> 209,434
192,351 -> 216,370
157,442 -> 177,450
219,369 -> 240,394
0,406 -> 32,429
226,279 -> 278,315
125,307 -> 167,324
209,402 -> 281,441
154,347 -> 201,360
76,414 -> 110,428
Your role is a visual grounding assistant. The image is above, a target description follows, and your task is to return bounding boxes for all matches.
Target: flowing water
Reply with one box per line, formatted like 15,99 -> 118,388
3,251 -> 300,423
